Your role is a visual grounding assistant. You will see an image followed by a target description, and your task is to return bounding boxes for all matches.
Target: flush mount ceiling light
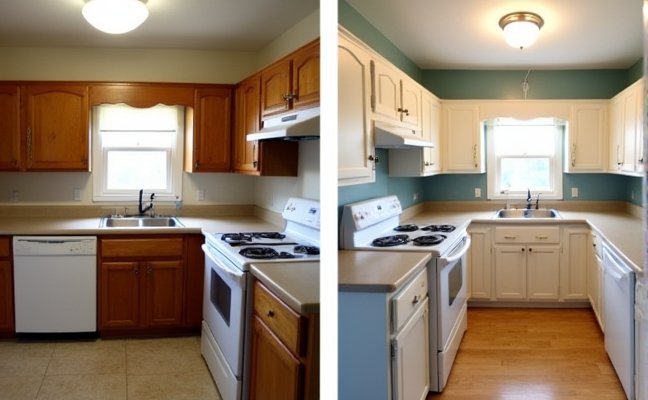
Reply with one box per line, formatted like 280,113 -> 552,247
499,11 -> 544,50
82,0 -> 149,34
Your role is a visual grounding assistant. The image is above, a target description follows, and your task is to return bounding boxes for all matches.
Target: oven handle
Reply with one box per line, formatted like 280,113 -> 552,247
202,244 -> 245,281
439,235 -> 471,265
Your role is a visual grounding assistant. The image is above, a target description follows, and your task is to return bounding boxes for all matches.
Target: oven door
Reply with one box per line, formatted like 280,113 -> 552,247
436,235 -> 470,350
202,244 -> 246,377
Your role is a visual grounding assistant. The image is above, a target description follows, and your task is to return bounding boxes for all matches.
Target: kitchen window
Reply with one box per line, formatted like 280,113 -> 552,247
92,104 -> 184,202
486,117 -> 564,200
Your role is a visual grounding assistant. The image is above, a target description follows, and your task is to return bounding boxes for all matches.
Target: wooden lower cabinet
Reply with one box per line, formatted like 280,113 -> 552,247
250,316 -> 302,400
98,235 -> 202,336
249,281 -> 319,400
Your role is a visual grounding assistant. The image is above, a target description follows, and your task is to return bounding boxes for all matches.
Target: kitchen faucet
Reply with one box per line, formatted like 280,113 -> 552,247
526,189 -> 532,210
535,193 -> 541,210
138,189 -> 155,216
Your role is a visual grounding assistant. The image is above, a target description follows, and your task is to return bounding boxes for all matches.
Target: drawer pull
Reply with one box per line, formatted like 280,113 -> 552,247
266,310 -> 275,318
412,295 -> 420,305
504,235 -> 517,239
535,235 -> 549,240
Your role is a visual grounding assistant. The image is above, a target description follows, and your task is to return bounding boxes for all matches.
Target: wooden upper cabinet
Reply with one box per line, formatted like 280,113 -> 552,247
24,84 -> 89,171
185,87 -> 233,172
260,39 -> 320,120
0,85 -> 21,171
291,41 -> 320,111
234,75 -> 261,173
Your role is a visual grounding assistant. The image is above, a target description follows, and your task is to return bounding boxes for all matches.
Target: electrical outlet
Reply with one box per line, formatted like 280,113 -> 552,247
73,189 -> 82,201
196,189 -> 205,201
413,193 -> 418,201
474,188 -> 481,198
571,187 -> 579,198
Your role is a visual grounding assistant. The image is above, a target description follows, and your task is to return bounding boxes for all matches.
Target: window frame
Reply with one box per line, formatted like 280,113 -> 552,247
91,104 -> 184,202
486,118 -> 564,201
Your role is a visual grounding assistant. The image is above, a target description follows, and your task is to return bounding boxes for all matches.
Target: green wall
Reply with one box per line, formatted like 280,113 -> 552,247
338,0 -> 644,208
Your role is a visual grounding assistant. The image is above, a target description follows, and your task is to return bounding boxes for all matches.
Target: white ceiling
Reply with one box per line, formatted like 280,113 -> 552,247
0,0 -> 319,51
346,0 -> 644,70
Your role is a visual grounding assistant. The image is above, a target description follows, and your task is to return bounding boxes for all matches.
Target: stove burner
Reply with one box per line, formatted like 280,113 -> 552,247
294,245 -> 320,255
238,247 -> 297,259
393,224 -> 419,232
412,234 -> 446,246
421,224 -> 456,233
371,234 -> 410,247
222,232 -> 286,245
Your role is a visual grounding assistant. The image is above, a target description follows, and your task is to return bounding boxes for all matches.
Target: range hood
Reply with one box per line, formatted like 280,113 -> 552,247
374,120 -> 434,148
247,107 -> 319,141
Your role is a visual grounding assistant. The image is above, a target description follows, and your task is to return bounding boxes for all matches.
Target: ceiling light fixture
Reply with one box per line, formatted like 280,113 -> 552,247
499,11 -> 544,50
82,0 -> 149,34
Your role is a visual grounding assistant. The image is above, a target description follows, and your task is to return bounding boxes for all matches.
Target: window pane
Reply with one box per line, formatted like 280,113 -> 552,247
106,151 -> 168,190
500,157 -> 551,191
101,131 -> 174,148
493,127 -> 556,155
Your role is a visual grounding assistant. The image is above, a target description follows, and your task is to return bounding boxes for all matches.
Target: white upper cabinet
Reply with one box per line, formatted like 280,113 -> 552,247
565,102 -> 608,172
372,59 -> 422,131
442,101 -> 484,173
608,78 -> 644,176
338,31 -> 376,186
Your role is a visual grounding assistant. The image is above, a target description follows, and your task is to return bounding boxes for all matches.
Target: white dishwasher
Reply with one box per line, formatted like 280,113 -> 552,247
13,236 -> 97,333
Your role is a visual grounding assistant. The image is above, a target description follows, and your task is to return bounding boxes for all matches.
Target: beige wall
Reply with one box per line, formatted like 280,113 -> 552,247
0,10 -> 320,211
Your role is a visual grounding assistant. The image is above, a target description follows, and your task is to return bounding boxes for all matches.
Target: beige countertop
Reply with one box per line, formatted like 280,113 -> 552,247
251,262 -> 319,314
339,250 -> 431,292
402,208 -> 644,273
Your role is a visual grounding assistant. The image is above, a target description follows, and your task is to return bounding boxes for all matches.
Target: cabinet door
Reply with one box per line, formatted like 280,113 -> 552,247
144,260 -> 183,327
526,246 -> 560,300
338,34 -> 375,186
249,316 -> 302,400
442,102 -> 484,173
561,228 -> 589,300
567,103 -> 607,172
187,87 -> 232,172
234,76 -> 261,173
261,59 -> 292,119
292,41 -> 320,110
609,96 -> 624,171
0,85 -> 21,170
621,86 -> 638,173
24,84 -> 89,171
588,233 -> 604,330
494,246 -> 526,299
422,94 -> 441,174
372,60 -> 400,122
391,301 -> 429,400
100,261 -> 141,329
468,227 -> 492,300
634,79 -> 645,171
399,78 -> 421,129
0,260 -> 14,333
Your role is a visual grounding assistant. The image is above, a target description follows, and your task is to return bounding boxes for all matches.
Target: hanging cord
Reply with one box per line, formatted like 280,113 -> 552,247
521,68 -> 531,100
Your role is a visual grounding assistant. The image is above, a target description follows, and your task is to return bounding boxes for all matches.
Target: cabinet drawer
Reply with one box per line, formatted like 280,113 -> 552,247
0,238 -> 9,258
101,238 -> 184,258
392,267 -> 428,331
494,226 -> 560,244
254,281 -> 305,356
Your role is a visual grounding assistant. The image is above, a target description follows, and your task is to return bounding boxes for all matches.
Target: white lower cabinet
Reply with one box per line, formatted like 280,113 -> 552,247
494,245 -> 527,300
588,231 -> 604,330
391,301 -> 430,400
493,245 -> 560,300
468,227 -> 492,300
560,227 -> 589,301
526,246 -> 561,300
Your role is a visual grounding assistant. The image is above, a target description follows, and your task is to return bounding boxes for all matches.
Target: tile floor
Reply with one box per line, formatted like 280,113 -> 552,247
0,336 -> 221,400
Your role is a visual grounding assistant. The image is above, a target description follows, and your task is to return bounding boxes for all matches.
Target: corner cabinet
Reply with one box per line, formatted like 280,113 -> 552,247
249,281 -> 319,400
560,226 -> 589,301
609,78 -> 644,175
23,84 -> 90,171
0,237 -> 14,337
260,39 -> 319,119
184,87 -> 232,172
441,101 -> 485,173
338,31 -> 376,186
468,226 -> 492,300
565,102 -> 607,172
232,76 -> 299,176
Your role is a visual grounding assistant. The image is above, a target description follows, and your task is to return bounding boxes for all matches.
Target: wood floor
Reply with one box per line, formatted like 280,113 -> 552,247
427,308 -> 627,400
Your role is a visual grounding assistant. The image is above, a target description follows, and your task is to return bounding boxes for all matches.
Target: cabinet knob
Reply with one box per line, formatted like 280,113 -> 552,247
133,267 -> 139,274
194,161 -> 200,168
368,155 -> 379,163
411,295 -> 420,305
529,248 -> 533,252
266,310 -> 275,318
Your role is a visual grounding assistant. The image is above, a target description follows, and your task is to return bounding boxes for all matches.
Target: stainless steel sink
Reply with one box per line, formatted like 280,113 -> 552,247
494,209 -> 561,219
101,216 -> 183,228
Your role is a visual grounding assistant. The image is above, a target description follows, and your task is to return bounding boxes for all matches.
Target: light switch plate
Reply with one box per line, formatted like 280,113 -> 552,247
571,187 -> 578,197
474,188 -> 481,198
196,190 -> 205,201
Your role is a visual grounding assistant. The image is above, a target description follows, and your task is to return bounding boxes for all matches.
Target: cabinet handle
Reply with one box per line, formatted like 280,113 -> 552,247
266,309 -> 275,318
194,161 -> 200,169
146,267 -> 152,274
252,142 -> 258,169
412,295 -> 420,305
27,128 -> 32,161
133,267 -> 139,275
616,145 -> 622,166
397,107 -> 409,116
504,235 -> 517,239
571,144 -> 576,167
473,144 -> 478,168
535,235 -> 549,240
281,93 -> 295,102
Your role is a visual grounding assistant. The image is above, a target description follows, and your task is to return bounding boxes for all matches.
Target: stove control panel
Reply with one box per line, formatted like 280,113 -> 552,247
345,195 -> 402,230
282,197 -> 320,229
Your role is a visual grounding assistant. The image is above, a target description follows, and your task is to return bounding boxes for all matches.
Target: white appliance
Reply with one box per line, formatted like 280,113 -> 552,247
13,236 -> 97,333
602,244 -> 636,400
340,195 -> 470,392
201,197 -> 320,400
